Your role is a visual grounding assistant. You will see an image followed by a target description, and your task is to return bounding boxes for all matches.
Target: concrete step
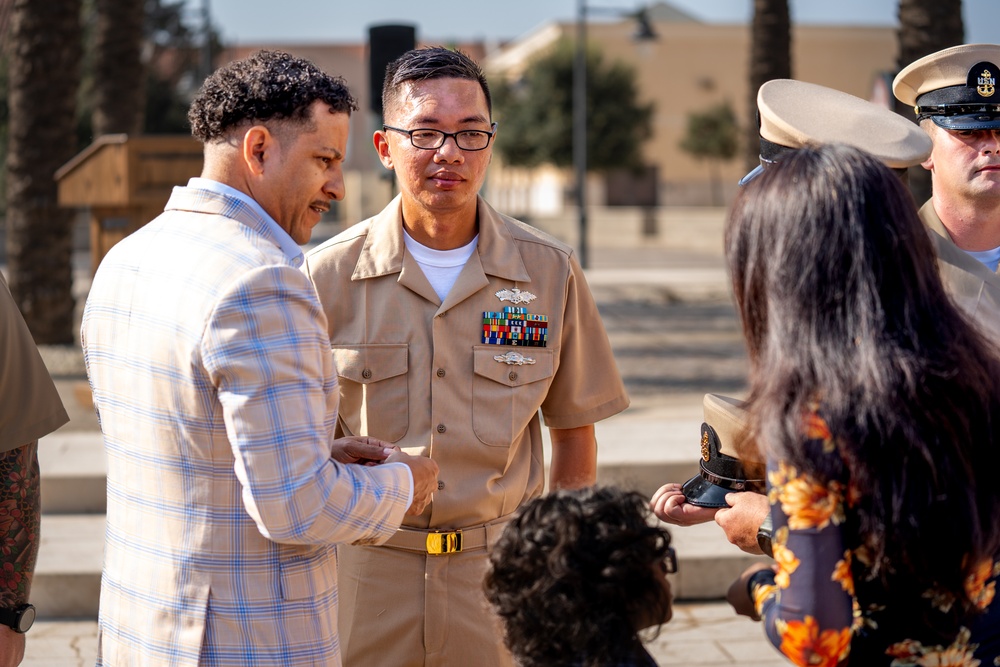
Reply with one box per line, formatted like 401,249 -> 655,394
38,432 -> 106,514
29,509 -> 763,619
33,515 -> 104,619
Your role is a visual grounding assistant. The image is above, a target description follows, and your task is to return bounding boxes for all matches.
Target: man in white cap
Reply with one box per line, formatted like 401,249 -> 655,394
894,44 -> 1000,276
653,78 -> 1000,552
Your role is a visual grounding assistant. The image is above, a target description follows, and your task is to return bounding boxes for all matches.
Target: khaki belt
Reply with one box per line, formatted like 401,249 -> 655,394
383,515 -> 514,556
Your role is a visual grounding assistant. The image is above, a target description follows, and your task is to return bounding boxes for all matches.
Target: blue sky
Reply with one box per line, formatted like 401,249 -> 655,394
209,0 -> 999,46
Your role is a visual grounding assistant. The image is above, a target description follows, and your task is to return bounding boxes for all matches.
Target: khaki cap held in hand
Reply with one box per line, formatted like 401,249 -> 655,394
680,394 -> 765,509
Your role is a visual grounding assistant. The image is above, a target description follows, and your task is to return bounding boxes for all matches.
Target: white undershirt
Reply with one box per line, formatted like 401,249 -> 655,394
402,229 -> 479,301
966,245 -> 1000,273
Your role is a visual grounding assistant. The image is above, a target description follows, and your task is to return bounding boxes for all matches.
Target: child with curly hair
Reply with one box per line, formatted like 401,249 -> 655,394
484,486 -> 675,667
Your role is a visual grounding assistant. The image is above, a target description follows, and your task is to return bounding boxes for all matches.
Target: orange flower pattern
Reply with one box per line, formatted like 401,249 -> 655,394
885,627 -> 981,666
768,461 -> 845,531
775,616 -> 852,667
756,411 -> 1000,666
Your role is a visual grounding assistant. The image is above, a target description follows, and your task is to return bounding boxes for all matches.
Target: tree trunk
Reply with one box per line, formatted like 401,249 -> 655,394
5,0 -> 82,344
746,0 -> 792,171
92,0 -> 145,136
896,0 -> 964,205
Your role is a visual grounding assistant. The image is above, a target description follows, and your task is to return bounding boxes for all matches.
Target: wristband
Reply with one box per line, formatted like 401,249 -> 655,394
756,512 -> 774,558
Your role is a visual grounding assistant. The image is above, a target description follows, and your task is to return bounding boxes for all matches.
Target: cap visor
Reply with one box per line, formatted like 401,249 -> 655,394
680,474 -> 733,508
932,115 -> 1000,131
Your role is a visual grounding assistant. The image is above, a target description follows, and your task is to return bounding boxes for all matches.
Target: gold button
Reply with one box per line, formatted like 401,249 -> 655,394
362,368 -> 372,380
509,371 -> 518,382
436,368 -> 446,378
436,424 -> 446,434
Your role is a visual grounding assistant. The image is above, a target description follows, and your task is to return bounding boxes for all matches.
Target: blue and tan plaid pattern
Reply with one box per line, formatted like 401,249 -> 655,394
82,186 -> 411,666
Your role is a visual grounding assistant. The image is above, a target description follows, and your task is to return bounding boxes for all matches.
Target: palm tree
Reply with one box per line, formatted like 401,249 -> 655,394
5,0 -> 82,343
92,0 -> 145,136
896,0 -> 964,204
745,0 -> 791,171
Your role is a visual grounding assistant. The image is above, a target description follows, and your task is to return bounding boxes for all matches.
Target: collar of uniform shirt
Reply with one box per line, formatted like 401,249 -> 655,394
187,177 -> 305,267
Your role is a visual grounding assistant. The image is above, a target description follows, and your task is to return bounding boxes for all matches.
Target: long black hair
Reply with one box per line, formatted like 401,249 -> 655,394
727,143 -> 1000,616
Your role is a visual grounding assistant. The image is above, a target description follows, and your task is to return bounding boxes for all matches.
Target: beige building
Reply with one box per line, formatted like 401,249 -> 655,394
485,2 -> 899,213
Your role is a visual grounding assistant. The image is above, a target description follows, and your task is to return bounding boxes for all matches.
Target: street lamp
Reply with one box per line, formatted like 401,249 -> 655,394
574,2 -> 657,269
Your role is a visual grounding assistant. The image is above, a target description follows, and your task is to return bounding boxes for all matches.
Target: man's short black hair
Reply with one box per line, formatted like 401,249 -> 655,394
381,46 -> 492,122
188,49 -> 358,143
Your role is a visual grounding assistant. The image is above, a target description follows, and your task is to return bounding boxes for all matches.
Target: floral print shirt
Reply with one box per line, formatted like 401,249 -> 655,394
753,412 -> 1000,666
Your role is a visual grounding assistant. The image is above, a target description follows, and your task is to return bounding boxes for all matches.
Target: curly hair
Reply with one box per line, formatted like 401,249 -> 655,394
381,46 -> 491,122
484,486 -> 673,667
188,50 -> 358,143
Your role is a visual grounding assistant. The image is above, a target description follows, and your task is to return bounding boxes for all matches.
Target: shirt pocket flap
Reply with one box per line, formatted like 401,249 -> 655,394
473,347 -> 554,387
331,344 -> 408,384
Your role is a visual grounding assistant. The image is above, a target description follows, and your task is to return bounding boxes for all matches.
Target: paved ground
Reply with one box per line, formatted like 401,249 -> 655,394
15,212 -> 789,666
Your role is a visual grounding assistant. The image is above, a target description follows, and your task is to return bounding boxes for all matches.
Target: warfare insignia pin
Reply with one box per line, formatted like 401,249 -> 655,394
494,351 -> 536,366
495,287 -> 537,305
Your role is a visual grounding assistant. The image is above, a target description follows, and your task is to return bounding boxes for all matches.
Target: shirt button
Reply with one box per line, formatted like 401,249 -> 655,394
508,371 -> 518,382
436,424 -> 446,434
437,481 -> 445,491
362,368 -> 372,380
436,368 -> 446,378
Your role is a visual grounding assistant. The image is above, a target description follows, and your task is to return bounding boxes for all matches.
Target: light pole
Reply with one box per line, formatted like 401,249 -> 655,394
573,2 -> 657,269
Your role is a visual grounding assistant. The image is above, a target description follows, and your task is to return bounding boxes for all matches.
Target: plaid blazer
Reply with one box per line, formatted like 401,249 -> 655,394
82,186 -> 411,666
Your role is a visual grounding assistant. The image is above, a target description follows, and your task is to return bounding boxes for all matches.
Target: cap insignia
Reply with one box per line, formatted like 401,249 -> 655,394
700,430 -> 710,461
978,69 -> 996,98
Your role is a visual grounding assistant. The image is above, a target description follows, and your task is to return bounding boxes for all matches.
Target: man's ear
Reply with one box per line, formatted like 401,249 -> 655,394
921,153 -> 934,172
374,130 -> 394,170
243,125 -> 272,175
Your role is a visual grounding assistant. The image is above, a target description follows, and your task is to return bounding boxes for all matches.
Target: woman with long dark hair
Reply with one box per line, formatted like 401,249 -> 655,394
725,144 -> 1000,665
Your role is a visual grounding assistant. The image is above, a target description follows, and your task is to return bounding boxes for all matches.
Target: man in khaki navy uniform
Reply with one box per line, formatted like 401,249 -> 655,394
653,78 -> 1000,553
0,273 -> 69,666
894,44 -> 1000,321
304,47 -> 629,666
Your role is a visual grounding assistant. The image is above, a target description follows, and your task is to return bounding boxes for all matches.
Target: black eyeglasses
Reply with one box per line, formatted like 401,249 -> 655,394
662,546 -> 678,575
383,123 -> 498,151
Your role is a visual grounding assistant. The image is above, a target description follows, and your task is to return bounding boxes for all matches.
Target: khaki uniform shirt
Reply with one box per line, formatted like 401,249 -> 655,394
920,200 -> 1000,333
0,273 -> 68,452
305,195 -> 630,530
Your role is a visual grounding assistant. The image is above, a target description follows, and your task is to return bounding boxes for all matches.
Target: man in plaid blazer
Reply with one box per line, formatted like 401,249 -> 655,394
81,51 -> 438,667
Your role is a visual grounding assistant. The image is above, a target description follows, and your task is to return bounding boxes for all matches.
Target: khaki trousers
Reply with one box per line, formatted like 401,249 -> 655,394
337,543 -> 514,667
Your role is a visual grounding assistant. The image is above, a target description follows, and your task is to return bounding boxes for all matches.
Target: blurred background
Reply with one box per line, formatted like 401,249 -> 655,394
0,0 -> 994,344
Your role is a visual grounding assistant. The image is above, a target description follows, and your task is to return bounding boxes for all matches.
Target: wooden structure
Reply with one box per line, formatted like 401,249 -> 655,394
56,134 -> 203,273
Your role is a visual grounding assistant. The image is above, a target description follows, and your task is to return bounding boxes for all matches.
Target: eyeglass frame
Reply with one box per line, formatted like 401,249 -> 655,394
382,123 -> 498,152
662,546 -> 678,575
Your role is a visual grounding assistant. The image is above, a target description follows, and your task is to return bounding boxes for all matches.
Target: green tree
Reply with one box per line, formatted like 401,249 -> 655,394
493,40 -> 653,172
895,0 -> 963,204
746,0 -> 791,170
679,102 -> 739,206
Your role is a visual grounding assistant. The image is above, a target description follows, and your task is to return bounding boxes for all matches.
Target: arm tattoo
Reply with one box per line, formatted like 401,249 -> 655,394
0,441 -> 40,607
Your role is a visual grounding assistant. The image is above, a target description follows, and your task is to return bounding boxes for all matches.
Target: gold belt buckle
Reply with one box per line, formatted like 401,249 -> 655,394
426,530 -> 463,555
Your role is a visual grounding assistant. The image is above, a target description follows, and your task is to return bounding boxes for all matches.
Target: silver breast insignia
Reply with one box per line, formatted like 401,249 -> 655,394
494,352 -> 536,366
495,287 -> 537,305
